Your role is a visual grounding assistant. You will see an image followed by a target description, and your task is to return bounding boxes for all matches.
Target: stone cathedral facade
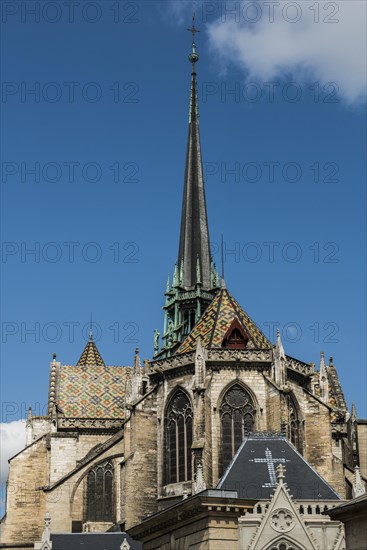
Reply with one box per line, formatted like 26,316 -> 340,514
1,30 -> 366,550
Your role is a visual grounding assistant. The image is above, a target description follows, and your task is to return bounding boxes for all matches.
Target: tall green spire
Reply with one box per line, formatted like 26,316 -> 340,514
154,17 -> 220,359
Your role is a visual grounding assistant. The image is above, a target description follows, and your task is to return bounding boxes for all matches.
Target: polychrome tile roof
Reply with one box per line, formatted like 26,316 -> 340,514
177,287 -> 271,353
77,338 -> 105,367
57,364 -> 132,419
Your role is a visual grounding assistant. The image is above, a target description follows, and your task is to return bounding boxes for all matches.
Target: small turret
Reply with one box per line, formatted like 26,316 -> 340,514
273,329 -> 286,387
352,465 -> 366,498
319,351 -> 329,403
125,348 -> 143,407
194,338 -> 206,389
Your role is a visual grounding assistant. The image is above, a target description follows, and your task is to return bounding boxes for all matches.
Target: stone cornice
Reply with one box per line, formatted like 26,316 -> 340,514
128,493 -> 253,540
58,417 -> 123,431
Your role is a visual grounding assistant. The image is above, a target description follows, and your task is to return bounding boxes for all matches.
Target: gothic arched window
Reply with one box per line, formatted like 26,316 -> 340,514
86,461 -> 113,522
288,395 -> 302,452
165,389 -> 192,484
220,384 -> 255,472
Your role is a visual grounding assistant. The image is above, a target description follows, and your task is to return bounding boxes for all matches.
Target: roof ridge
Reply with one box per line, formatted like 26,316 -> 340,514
226,290 -> 254,343
208,288 -> 225,348
228,292 -> 271,348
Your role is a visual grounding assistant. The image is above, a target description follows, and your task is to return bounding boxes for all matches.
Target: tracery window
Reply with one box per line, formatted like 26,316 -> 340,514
220,384 -> 255,472
288,395 -> 301,452
165,389 -> 193,484
86,461 -> 113,522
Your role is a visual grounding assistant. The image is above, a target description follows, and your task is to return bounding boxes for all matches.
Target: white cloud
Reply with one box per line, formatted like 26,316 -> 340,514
0,421 -> 25,488
206,0 -> 366,104
157,0 -> 197,25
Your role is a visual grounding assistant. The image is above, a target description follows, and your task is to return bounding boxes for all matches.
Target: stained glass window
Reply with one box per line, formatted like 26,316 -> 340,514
288,395 -> 302,452
220,384 -> 255,472
165,389 -> 193,484
86,461 -> 113,522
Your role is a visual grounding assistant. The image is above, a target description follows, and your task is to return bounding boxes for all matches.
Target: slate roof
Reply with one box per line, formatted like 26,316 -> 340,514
51,532 -> 141,550
56,365 -> 132,418
217,434 -> 341,501
177,287 -> 271,353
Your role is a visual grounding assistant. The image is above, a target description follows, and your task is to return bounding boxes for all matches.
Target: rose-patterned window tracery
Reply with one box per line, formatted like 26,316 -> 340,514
220,384 -> 255,472
164,389 -> 192,484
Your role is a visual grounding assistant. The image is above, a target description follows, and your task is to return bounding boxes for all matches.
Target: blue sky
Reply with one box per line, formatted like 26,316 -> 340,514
1,1 -> 366,494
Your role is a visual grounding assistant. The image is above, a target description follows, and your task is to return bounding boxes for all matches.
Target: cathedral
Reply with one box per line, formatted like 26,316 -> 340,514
1,25 -> 366,550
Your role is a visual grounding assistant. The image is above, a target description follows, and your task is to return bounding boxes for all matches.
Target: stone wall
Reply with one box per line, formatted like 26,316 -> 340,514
356,422 -> 367,477
1,437 -> 49,545
139,515 -> 240,550
46,436 -> 124,533
121,392 -> 158,529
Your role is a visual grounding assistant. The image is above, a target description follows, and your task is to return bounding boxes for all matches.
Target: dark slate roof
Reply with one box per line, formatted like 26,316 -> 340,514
217,434 -> 341,501
51,532 -> 141,550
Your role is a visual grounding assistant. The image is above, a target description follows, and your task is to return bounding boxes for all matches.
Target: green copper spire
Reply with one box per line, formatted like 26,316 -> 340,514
173,262 -> 179,287
154,18 -> 220,359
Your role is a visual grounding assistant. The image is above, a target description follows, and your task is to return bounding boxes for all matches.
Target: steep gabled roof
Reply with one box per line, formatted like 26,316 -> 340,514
177,287 -> 271,353
77,337 -> 105,367
217,434 -> 341,501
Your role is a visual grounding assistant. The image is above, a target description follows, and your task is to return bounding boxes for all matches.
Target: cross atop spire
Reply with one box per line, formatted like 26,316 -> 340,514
187,13 -> 200,41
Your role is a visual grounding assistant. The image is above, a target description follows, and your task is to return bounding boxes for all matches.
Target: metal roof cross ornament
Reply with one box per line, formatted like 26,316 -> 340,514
187,13 -> 200,41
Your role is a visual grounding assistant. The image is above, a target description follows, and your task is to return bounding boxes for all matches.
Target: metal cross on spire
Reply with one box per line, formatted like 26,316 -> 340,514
187,13 -> 200,42
187,13 -> 200,67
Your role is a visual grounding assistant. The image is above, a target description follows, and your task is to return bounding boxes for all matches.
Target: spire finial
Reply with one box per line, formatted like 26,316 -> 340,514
89,312 -> 93,341
351,402 -> 357,421
187,13 -> 200,43
221,234 -> 225,286
187,14 -> 200,66
134,347 -> 141,373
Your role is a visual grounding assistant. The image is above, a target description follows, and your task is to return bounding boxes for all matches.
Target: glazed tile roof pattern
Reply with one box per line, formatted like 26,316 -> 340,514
177,288 -> 271,353
57,364 -> 132,418
77,338 -> 105,367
